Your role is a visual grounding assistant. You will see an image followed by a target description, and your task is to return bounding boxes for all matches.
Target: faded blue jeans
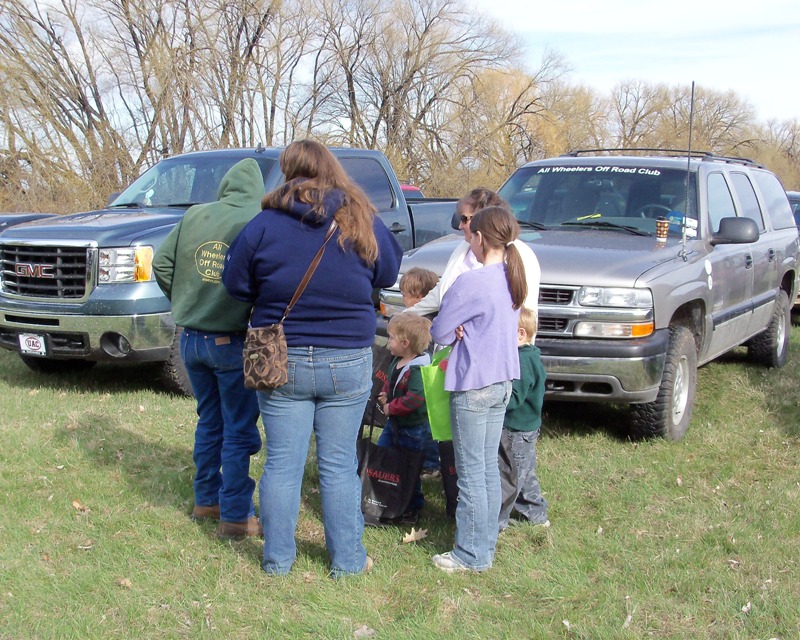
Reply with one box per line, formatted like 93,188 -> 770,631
181,329 -> 261,522
449,381 -> 511,571
257,346 -> 372,577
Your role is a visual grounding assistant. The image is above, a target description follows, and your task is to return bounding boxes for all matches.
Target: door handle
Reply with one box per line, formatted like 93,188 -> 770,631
745,254 -> 753,269
389,222 -> 407,234
767,248 -> 776,262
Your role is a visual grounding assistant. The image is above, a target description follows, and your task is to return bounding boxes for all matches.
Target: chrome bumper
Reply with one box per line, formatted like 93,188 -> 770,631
541,352 -> 665,403
0,310 -> 176,362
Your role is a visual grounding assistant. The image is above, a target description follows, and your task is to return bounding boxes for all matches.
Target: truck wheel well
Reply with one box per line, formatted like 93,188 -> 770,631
780,271 -> 795,299
668,301 -> 704,355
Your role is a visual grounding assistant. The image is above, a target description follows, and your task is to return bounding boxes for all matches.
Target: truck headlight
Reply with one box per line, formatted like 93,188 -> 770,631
578,287 -> 652,308
573,321 -> 654,338
99,247 -> 154,283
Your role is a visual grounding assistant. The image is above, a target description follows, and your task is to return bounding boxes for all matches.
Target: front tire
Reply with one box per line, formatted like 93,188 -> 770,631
630,326 -> 697,441
748,290 -> 790,368
158,327 -> 193,397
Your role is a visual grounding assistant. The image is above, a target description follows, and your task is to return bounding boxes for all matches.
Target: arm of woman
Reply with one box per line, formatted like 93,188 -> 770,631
430,278 -> 476,346
371,218 -> 403,288
406,243 -> 468,317
405,279 -> 442,317
222,220 -> 261,304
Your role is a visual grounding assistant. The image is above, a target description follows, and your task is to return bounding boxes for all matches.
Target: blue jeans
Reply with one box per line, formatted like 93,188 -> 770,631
181,329 -> 261,522
449,382 -> 511,571
257,346 -> 372,577
376,418 -> 427,511
498,428 -> 548,530
421,423 -> 440,471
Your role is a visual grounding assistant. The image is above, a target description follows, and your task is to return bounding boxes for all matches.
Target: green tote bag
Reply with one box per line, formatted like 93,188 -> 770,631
420,346 -> 452,441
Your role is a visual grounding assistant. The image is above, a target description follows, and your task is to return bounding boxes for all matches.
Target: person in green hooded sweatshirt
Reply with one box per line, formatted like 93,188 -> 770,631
154,158 -> 265,539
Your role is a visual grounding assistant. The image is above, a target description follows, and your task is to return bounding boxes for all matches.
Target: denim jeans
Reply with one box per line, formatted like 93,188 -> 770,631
498,428 -> 548,530
257,346 -> 372,577
376,418 -> 427,511
449,381 -> 511,570
421,423 -> 440,472
181,329 -> 261,522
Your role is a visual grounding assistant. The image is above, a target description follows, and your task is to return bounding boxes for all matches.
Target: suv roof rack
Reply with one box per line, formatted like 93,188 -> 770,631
561,148 -> 761,167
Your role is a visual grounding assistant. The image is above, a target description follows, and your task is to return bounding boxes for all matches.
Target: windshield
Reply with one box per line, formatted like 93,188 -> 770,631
499,165 -> 698,238
111,156 -> 277,208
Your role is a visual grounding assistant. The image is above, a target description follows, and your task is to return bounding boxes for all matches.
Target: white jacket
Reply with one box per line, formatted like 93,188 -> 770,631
407,239 -> 541,317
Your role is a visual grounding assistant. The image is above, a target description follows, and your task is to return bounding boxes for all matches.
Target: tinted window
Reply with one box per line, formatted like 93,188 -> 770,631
750,170 -> 796,230
339,157 -> 393,212
113,156 -> 276,207
707,173 -> 736,233
729,172 -> 764,229
498,165 -> 697,237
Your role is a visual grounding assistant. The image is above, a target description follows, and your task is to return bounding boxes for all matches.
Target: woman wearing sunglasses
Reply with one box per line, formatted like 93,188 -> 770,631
405,188 -> 540,319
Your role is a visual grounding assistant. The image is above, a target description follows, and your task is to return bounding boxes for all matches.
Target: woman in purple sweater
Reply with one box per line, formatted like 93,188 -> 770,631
430,206 -> 527,573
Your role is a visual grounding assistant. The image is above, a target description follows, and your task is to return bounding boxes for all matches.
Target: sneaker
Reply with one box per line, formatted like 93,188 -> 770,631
364,555 -> 374,574
508,517 -> 550,528
421,468 -> 441,480
431,551 -> 469,573
190,504 -> 220,521
216,516 -> 263,539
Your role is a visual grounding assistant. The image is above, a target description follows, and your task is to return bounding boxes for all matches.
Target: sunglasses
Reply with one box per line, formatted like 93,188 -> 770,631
459,214 -> 472,225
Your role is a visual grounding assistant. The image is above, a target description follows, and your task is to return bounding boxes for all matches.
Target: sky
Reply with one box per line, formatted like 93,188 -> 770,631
471,0 -> 798,123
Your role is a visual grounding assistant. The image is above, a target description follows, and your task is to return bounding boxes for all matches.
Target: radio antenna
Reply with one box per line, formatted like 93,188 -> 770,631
679,81 -> 696,261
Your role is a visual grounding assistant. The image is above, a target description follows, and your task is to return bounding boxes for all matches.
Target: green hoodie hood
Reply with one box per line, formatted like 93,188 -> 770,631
153,158 -> 264,332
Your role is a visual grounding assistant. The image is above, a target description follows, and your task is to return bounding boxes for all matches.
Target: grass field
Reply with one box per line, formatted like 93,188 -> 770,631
1,331 -> 799,640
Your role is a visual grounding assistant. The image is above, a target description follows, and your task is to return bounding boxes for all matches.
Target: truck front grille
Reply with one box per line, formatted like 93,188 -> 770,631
539,287 -> 575,305
538,318 -> 569,332
0,245 -> 89,298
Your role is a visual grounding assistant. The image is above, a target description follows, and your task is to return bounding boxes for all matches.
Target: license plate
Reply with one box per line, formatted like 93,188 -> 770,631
19,333 -> 47,356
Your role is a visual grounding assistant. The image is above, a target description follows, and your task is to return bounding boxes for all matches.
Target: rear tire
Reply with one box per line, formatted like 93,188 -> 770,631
748,290 -> 790,368
19,354 -> 96,374
159,327 -> 193,397
630,326 -> 697,441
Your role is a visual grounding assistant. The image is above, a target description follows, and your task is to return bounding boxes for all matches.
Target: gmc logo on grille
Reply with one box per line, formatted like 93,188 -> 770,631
14,263 -> 55,278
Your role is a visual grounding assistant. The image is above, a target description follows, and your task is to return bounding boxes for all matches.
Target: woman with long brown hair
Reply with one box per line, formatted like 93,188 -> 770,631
223,140 -> 402,577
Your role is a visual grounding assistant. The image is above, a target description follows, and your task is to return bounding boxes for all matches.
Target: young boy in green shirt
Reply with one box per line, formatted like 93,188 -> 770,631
498,307 -> 549,530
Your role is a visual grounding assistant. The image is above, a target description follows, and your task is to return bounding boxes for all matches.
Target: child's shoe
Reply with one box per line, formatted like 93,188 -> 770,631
398,509 -> 420,525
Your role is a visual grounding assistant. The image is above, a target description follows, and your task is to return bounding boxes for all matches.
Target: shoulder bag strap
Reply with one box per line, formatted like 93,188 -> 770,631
280,219 -> 339,323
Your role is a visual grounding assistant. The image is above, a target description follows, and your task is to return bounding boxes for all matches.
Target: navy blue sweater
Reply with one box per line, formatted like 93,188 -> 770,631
222,190 -> 402,348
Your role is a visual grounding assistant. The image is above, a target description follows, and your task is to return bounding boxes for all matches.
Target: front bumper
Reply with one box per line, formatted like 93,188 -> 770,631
0,309 -> 176,362
537,329 -> 669,402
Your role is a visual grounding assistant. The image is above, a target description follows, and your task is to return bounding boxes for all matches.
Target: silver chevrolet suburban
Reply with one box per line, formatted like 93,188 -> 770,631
380,150 -> 800,440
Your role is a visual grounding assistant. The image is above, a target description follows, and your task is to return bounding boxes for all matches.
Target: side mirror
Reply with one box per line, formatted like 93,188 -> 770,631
711,217 -> 759,245
450,211 -> 460,231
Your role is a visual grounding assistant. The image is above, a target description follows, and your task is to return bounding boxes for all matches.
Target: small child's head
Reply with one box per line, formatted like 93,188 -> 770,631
517,307 -> 538,345
387,313 -> 432,358
399,267 -> 439,308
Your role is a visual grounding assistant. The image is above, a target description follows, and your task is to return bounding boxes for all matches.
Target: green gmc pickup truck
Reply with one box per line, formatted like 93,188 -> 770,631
380,150 -> 800,440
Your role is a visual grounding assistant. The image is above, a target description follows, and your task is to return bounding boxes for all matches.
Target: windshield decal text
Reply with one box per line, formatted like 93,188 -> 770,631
538,166 -> 662,176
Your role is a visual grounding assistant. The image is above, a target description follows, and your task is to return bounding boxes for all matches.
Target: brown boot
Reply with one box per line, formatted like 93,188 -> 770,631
190,504 -> 221,521
216,517 -> 263,539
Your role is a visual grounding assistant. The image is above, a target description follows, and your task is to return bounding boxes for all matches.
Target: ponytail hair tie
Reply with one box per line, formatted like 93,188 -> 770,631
506,241 -> 514,248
